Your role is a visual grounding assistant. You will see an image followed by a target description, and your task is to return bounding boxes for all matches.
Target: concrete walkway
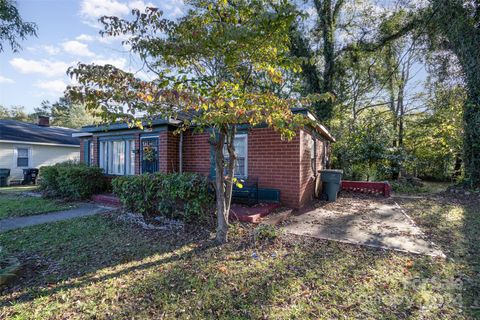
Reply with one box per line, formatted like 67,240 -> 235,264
282,199 -> 445,257
0,203 -> 114,232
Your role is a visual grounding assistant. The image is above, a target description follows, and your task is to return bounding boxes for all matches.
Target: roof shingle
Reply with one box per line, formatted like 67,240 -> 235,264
0,120 -> 80,146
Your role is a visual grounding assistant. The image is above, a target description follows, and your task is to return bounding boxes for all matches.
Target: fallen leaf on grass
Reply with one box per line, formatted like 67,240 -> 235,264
218,266 -> 228,274
405,259 -> 414,268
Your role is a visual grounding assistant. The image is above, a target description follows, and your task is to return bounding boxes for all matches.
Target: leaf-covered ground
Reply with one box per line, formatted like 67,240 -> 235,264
0,193 -> 478,319
0,188 -> 75,220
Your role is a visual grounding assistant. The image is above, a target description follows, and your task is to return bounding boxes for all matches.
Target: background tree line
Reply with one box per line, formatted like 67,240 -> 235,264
0,98 -> 97,129
289,0 -> 476,185
2,0 -> 477,186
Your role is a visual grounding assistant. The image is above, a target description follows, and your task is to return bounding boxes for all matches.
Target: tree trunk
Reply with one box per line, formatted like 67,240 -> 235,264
462,93 -> 480,187
224,126 -> 237,216
386,46 -> 400,179
452,153 -> 462,179
319,0 -> 335,121
432,0 -> 480,188
214,131 -> 228,244
213,127 -> 238,244
397,66 -> 407,148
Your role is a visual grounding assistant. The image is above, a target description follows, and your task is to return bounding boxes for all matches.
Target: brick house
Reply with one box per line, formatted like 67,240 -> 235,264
74,108 -> 335,209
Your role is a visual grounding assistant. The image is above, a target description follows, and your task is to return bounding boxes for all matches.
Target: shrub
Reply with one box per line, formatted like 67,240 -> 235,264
112,172 -> 214,225
389,179 -> 428,194
39,161 -> 107,200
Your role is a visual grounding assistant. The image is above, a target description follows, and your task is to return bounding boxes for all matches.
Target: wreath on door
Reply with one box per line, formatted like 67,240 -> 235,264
143,146 -> 156,162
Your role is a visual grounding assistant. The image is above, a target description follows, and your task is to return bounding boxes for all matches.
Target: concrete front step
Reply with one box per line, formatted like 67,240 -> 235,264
260,209 -> 292,226
230,202 -> 281,223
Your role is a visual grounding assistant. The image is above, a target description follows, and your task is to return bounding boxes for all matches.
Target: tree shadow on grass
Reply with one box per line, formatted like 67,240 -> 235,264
109,237 -> 463,319
0,213 -> 215,307
396,195 -> 480,318
0,204 -> 472,319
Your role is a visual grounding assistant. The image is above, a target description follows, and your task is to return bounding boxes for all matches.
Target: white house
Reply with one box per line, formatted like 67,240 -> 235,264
0,116 -> 80,183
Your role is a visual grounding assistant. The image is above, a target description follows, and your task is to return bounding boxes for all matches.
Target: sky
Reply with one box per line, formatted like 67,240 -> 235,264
0,0 -> 429,113
0,0 -> 185,112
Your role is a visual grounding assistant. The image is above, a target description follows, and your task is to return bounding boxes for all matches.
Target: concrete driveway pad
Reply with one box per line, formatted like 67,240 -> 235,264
282,196 -> 444,257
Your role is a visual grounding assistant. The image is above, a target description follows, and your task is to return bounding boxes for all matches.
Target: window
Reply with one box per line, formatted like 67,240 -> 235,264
310,137 -> 316,173
16,148 -> 29,167
224,134 -> 247,178
323,141 -> 329,167
89,141 -> 94,165
127,140 -> 135,175
85,140 -> 94,165
99,139 -> 136,175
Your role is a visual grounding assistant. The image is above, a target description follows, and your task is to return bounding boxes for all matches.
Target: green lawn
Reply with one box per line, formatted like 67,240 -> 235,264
0,188 -> 75,219
0,194 -> 478,319
390,180 -> 453,195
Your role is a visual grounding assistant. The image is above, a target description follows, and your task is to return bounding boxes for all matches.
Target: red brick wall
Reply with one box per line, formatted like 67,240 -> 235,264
248,128 -> 301,208
79,137 -> 98,166
159,131 -> 179,173
298,129 -> 327,208
79,138 -> 86,163
181,128 -> 316,208
182,131 -> 211,176
92,136 -> 99,166
134,133 -> 141,174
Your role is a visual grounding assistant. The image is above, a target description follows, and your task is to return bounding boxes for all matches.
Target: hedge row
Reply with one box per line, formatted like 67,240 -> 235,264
39,161 -> 108,200
112,172 -> 213,224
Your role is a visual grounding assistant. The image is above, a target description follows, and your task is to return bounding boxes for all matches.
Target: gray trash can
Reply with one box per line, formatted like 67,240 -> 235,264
0,168 -> 10,187
319,169 -> 343,202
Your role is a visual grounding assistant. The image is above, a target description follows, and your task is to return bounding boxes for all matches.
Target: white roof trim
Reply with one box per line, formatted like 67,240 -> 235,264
0,140 -> 80,148
72,132 -> 93,138
306,111 -> 336,142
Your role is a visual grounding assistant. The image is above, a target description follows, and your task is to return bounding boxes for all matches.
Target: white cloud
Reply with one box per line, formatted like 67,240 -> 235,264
43,45 -> 61,55
128,0 -> 153,11
160,0 -> 184,18
90,57 -> 127,69
80,0 -> 156,27
75,34 -> 95,42
0,75 -> 15,84
9,58 -> 70,77
35,80 -> 68,95
62,40 -> 96,57
80,0 -> 129,21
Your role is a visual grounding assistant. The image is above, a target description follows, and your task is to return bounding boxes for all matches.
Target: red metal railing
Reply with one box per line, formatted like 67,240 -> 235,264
341,180 -> 391,198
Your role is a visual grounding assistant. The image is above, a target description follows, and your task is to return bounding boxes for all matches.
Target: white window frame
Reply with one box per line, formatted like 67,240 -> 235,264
224,133 -> 248,179
98,139 -> 136,176
14,147 -> 31,168
88,140 -> 94,165
310,137 -> 316,173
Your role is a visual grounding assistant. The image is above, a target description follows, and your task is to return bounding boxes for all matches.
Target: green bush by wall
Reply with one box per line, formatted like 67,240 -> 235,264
112,172 -> 213,225
39,161 -> 108,200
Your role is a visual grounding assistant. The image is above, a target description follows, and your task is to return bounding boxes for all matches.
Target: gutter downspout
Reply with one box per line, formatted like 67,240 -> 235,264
179,131 -> 183,173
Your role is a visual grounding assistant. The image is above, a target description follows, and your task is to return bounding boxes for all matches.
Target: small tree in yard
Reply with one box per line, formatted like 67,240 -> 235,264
68,0 -> 325,243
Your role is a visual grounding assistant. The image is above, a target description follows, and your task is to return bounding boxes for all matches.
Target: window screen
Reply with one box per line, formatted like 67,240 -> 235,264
17,148 -> 29,167
224,134 -> 247,178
